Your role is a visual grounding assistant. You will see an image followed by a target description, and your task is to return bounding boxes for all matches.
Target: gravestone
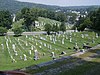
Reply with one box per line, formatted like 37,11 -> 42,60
11,55 -> 16,63
50,45 -> 52,49
39,46 -> 42,49
26,41 -> 28,46
44,43 -> 46,47
70,38 -> 72,42
75,27 -> 78,32
54,36 -> 57,41
51,52 -> 56,60
61,51 -> 66,55
14,51 -> 18,56
66,35 -> 68,39
12,44 -> 16,52
80,49 -> 85,53
31,45 -> 34,50
36,42 -> 38,45
26,35 -> 28,38
62,38 -> 64,44
29,50 -> 32,55
23,54 -> 27,61
20,56 -> 23,60
81,34 -> 84,38
92,37 -> 95,43
96,33 -> 99,38
34,50 -> 39,60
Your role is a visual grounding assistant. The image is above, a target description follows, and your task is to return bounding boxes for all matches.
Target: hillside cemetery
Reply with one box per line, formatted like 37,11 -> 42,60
0,31 -> 100,70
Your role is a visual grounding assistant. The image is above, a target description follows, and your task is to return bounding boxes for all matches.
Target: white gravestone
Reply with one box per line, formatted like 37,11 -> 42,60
81,34 -> 84,38
51,52 -> 56,60
29,50 -> 32,55
24,54 -> 27,61
14,51 -> 18,56
12,44 -> 16,52
31,45 -> 34,50
96,33 -> 99,38
26,41 -> 28,46
62,38 -> 64,44
70,38 -> 72,42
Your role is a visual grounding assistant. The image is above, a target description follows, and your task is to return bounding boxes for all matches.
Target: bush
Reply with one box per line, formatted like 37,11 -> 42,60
13,27 -> 23,36
0,27 -> 7,36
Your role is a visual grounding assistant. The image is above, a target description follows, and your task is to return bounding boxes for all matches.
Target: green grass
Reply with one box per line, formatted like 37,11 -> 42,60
59,62 -> 100,75
59,49 -> 100,75
38,17 -> 73,30
26,57 -> 78,74
0,31 -> 100,71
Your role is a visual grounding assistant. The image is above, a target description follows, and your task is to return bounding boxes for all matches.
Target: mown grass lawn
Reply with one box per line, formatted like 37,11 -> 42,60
0,31 -> 100,71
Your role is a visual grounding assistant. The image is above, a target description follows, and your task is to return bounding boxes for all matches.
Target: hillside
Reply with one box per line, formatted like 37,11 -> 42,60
0,0 -> 60,13
0,0 -> 100,13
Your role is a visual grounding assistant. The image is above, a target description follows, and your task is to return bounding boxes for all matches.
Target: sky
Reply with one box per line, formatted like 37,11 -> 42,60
16,0 -> 100,6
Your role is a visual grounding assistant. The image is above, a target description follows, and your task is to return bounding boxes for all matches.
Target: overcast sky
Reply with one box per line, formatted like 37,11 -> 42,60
16,0 -> 100,6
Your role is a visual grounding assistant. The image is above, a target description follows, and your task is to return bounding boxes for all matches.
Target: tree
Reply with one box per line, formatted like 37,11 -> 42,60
66,13 -> 77,24
55,12 -> 67,22
52,23 -> 59,33
21,7 -> 38,31
16,11 -> 22,21
13,27 -> 23,36
89,8 -> 100,30
77,18 -> 92,31
44,23 -> 52,35
75,16 -> 85,27
0,10 -> 12,29
0,27 -> 7,36
60,22 -> 66,32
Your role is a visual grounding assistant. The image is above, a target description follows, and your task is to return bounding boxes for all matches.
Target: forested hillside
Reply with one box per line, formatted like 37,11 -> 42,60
0,0 -> 100,13
0,0 -> 60,13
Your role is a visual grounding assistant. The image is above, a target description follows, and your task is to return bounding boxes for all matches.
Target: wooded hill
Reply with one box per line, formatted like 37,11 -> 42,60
0,0 -> 100,13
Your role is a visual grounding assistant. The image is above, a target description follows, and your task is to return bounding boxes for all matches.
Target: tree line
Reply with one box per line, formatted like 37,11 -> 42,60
0,7 -> 100,36
74,8 -> 100,31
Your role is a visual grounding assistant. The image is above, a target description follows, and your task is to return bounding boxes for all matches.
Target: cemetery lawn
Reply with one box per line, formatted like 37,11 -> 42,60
11,17 -> 73,32
0,31 -> 100,71
38,17 -> 73,30
26,47 -> 100,75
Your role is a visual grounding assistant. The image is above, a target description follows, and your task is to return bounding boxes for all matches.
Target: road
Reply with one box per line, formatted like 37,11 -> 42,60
7,30 -> 74,35
7,31 -> 47,35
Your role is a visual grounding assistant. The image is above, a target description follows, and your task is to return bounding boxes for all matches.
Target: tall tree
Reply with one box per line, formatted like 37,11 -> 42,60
21,7 -> 38,31
0,10 -> 12,29
89,8 -> 100,30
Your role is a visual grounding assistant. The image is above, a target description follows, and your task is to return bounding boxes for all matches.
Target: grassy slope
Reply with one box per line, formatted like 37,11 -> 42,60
38,17 -> 73,30
11,17 -> 73,31
0,31 -> 100,71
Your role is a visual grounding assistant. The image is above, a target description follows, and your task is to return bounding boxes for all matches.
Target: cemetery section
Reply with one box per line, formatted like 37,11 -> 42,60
0,31 -> 100,70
